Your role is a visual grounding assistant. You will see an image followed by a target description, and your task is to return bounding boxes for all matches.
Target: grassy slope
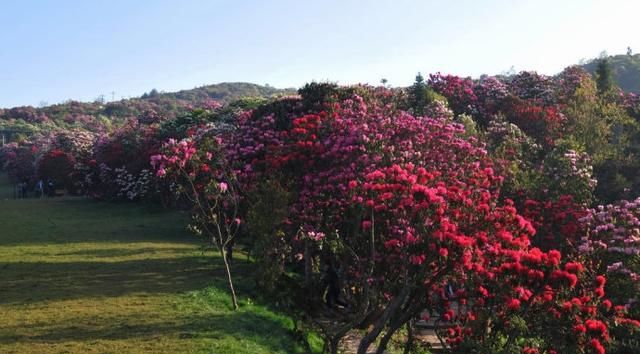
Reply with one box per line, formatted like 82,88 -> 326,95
0,174 -> 315,353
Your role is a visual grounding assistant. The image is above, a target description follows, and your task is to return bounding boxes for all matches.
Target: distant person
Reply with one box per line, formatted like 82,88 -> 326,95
20,180 -> 28,199
47,179 -> 55,198
36,179 -> 44,198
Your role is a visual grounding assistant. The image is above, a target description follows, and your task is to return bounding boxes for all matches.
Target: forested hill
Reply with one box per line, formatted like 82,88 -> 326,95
581,53 -> 640,93
0,82 -> 294,137
151,82 -> 293,103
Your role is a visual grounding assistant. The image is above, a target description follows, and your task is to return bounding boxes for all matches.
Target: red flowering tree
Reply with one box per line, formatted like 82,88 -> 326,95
221,87 -> 629,353
502,97 -> 566,148
428,73 -> 479,118
518,195 -> 587,251
37,149 -> 75,191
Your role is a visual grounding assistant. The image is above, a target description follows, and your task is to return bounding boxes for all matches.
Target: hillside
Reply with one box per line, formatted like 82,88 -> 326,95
0,83 -> 295,140
581,53 -> 640,93
154,82 -> 294,104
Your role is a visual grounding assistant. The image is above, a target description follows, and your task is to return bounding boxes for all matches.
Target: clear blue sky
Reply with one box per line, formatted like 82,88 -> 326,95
1,0 -> 639,108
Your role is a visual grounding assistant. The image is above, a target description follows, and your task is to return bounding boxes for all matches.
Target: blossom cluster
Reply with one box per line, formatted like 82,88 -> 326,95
579,199 -> 640,297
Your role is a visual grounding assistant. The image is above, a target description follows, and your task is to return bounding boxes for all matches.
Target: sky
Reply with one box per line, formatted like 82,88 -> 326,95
1,0 -> 639,108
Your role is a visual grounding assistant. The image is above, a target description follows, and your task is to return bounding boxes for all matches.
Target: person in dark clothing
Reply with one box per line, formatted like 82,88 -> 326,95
47,179 -> 55,197
324,262 -> 348,309
20,180 -> 28,198
36,180 -> 44,198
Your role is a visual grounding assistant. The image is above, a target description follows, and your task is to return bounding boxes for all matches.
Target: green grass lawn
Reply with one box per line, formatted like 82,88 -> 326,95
0,175 -> 317,353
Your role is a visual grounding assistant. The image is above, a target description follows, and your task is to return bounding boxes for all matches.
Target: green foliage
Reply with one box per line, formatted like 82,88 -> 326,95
0,119 -> 41,143
243,178 -> 293,294
407,72 -> 443,116
410,73 -> 429,116
228,96 -> 270,111
485,116 -> 543,196
297,81 -> 343,112
541,140 -> 595,204
595,57 -> 615,96
168,82 -> 294,104
158,109 -> 216,140
455,113 -> 478,137
560,75 -> 640,202
563,79 -> 633,163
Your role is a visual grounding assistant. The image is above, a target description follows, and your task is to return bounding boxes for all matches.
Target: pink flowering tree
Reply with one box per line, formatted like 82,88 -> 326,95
152,132 -> 242,310
508,71 -> 556,105
473,76 -> 510,125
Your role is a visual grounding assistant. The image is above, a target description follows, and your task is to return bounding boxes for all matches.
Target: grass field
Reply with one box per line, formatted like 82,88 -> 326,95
0,174 -> 318,353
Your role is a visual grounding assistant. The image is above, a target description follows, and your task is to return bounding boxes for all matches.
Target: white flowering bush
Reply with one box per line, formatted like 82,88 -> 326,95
542,142 -> 596,204
579,199 -> 640,328
114,167 -> 152,200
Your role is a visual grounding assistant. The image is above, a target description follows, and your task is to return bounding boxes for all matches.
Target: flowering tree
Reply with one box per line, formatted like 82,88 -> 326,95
579,199 -> 640,325
220,87 -> 635,353
555,66 -> 594,104
152,133 -> 242,310
1,144 -> 37,183
508,71 -> 555,105
473,76 -> 510,125
428,73 -> 478,118
541,142 -> 597,205
518,195 -> 587,251
37,149 -> 76,191
502,97 -> 566,148
87,121 -> 163,200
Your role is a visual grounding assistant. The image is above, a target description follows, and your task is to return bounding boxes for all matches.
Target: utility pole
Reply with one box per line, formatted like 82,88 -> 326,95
111,91 -> 115,102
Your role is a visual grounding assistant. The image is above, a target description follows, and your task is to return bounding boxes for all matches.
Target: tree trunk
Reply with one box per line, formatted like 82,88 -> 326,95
357,285 -> 411,354
220,247 -> 239,310
375,316 -> 408,354
376,299 -> 425,354
403,319 -> 415,354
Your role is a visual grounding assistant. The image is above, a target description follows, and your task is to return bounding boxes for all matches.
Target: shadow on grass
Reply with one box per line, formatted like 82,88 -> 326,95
0,256 -> 256,305
0,311 -> 301,353
55,247 -> 193,258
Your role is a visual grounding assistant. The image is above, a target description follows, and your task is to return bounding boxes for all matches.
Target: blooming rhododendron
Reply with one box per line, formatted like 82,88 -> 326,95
3,77 -> 640,353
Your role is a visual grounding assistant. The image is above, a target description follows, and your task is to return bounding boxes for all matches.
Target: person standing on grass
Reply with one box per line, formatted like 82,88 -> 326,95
47,179 -> 55,198
20,180 -> 28,198
36,179 -> 44,198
